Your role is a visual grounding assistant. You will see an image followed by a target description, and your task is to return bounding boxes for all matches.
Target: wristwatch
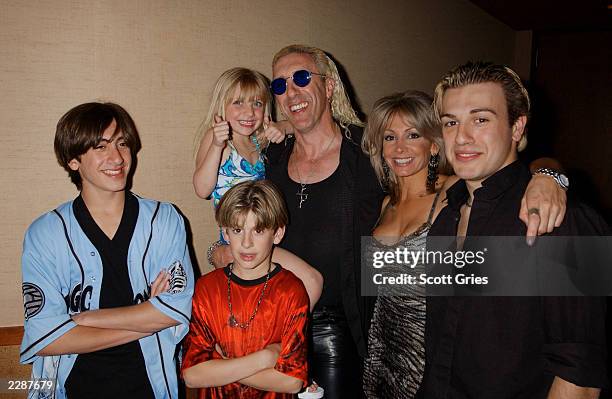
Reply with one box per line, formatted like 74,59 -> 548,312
533,168 -> 569,190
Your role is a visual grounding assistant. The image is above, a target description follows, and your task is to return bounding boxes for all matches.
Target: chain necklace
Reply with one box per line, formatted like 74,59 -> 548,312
226,262 -> 271,329
229,135 -> 260,164
293,129 -> 337,209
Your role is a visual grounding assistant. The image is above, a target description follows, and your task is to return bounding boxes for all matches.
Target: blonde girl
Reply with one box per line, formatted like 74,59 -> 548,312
194,67 -> 322,309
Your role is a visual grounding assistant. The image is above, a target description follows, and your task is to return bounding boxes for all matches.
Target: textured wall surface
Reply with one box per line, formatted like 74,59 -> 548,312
0,0 -> 514,326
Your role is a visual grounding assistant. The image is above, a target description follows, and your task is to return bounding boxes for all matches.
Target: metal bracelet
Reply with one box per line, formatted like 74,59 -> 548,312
207,240 -> 224,266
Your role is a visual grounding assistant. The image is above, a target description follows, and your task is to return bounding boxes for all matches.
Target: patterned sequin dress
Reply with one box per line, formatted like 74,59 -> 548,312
363,192 -> 440,398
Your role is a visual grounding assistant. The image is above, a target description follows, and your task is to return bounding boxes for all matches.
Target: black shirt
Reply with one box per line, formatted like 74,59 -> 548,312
421,161 -> 608,398
66,193 -> 154,399
270,144 -> 344,309
266,125 -> 385,355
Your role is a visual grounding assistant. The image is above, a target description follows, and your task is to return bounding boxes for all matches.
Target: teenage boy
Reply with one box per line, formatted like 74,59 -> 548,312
421,62 -> 608,398
20,102 -> 194,399
182,180 -> 308,397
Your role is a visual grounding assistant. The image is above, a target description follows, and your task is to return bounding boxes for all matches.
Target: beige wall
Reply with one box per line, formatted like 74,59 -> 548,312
0,0 -> 514,326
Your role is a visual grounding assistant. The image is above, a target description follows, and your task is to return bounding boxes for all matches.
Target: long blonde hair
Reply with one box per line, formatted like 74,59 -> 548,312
272,45 -> 364,128
195,67 -> 272,151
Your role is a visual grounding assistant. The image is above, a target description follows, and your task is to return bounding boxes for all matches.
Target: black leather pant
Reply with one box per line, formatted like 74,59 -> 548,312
310,307 -> 362,399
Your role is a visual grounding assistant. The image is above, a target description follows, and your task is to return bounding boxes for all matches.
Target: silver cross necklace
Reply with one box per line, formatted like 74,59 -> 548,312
293,130 -> 337,209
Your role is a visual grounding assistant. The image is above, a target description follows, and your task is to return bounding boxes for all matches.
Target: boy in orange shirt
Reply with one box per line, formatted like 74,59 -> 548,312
182,180 -> 308,398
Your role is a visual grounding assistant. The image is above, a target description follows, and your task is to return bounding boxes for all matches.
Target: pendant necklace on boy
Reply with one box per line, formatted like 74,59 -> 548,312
227,262 -> 271,329
293,130 -> 337,209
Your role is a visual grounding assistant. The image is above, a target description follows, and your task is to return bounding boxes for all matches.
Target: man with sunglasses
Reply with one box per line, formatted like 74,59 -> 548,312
264,45 -> 383,398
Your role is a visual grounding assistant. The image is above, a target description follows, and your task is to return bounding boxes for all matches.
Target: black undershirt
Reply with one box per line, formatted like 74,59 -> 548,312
65,193 -> 154,399
273,155 -> 344,309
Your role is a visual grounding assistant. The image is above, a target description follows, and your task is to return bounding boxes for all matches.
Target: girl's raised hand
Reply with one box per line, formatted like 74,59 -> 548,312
262,116 -> 286,144
212,115 -> 231,147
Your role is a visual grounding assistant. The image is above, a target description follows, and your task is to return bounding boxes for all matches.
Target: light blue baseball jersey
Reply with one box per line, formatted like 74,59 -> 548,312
20,195 -> 194,399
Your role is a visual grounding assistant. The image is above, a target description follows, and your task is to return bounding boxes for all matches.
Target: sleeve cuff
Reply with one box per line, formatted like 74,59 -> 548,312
20,317 -> 77,363
543,342 -> 609,388
149,296 -> 191,342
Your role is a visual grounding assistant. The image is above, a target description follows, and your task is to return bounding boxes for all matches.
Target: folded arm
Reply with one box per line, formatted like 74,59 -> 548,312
240,284 -> 309,394
72,300 -> 178,333
239,368 -> 303,394
72,270 -> 177,333
37,325 -> 149,356
547,376 -> 600,399
182,345 -> 276,388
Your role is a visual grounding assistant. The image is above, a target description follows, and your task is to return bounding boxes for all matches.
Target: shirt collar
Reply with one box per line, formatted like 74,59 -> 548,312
445,160 -> 527,209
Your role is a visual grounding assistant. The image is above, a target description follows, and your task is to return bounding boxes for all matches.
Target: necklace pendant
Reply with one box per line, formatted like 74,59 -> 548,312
296,184 -> 308,209
228,314 -> 239,328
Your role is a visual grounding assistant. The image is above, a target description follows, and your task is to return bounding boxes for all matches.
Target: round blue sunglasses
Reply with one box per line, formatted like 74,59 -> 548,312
270,70 -> 326,95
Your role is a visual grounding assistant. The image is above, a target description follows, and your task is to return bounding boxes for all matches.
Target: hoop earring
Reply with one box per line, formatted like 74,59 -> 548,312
426,152 -> 440,192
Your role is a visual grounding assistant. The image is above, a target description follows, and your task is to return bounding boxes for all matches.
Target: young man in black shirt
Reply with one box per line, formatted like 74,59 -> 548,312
421,62 -> 608,398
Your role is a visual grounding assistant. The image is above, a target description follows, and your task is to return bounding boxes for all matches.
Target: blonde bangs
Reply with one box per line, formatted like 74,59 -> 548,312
225,206 -> 273,232
230,79 -> 268,104
194,67 -> 271,155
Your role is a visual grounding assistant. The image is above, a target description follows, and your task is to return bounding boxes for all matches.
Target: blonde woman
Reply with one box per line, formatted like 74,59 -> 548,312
362,91 -> 450,398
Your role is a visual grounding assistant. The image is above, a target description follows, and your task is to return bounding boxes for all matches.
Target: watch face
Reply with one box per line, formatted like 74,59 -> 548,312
560,175 -> 569,187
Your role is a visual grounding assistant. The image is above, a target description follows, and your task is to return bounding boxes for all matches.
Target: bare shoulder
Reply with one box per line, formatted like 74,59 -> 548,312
380,195 -> 391,215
